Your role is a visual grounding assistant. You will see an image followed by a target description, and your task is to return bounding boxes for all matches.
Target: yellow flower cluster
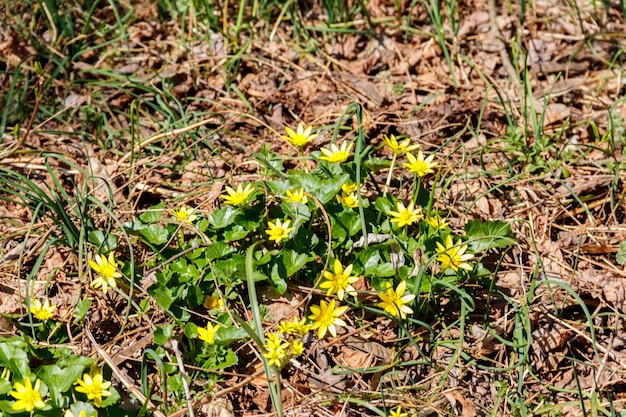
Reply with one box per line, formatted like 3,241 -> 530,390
9,372 -> 113,412
263,317 -> 310,368
337,182 -> 359,208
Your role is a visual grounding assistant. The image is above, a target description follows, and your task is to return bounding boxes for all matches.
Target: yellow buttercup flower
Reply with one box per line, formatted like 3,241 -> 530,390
319,141 -> 353,163
266,219 -> 293,243
75,372 -> 112,407
203,295 -> 224,311
308,299 -> 349,339
388,202 -> 424,228
9,378 -> 45,412
389,405 -> 409,417
426,215 -> 449,230
221,183 -> 255,206
435,235 -> 474,272
197,322 -> 221,344
263,332 -> 289,367
277,316 -> 311,336
285,188 -> 308,204
377,280 -> 415,320
30,298 -> 56,321
89,252 -> 122,293
170,205 -> 197,224
281,123 -> 317,147
403,151 -> 437,177
383,134 -> 420,154
320,259 -> 359,300
341,182 -> 358,194
337,192 -> 359,208
290,340 -> 305,355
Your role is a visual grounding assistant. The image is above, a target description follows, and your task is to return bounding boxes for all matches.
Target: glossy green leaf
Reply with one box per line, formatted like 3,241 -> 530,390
208,206 -> 239,229
0,342 -> 29,380
140,224 -> 169,245
282,250 -> 309,277
87,230 -> 117,253
139,205 -> 165,223
464,220 -> 516,252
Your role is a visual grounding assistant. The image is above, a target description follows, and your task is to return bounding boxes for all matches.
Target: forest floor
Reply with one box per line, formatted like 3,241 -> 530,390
1,0 -> 626,416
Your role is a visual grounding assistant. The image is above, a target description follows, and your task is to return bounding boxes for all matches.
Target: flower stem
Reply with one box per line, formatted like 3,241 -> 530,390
383,153 -> 397,197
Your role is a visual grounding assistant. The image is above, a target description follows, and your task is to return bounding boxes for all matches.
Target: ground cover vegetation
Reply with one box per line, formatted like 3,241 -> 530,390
0,0 -> 625,415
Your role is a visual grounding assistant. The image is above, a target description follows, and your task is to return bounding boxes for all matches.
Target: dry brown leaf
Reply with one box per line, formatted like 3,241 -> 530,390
444,390 -> 478,417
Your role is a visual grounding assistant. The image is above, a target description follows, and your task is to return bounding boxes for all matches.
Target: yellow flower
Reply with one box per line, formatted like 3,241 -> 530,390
10,378 -> 45,412
285,188 -> 308,204
75,372 -> 112,407
341,182 -> 358,194
281,123 -> 317,147
277,316 -> 310,336
425,215 -> 449,230
377,280 -> 415,320
435,235 -> 474,272
290,340 -> 305,356
221,183 -> 255,206
388,202 -> 424,227
197,322 -> 221,344
65,409 -> 88,417
319,141 -> 353,163
319,259 -> 359,300
308,299 -> 349,339
263,332 -> 289,367
170,205 -> 197,224
30,298 -> 56,321
383,134 -> 420,154
390,405 -> 409,417
203,295 -> 224,311
403,151 -> 437,177
89,252 -> 122,293
266,219 -> 293,243
337,192 -> 359,208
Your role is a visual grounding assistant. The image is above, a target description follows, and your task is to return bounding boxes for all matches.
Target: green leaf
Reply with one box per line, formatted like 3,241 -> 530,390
39,364 -> 85,406
373,196 -> 395,215
363,157 -> 391,173
464,220 -> 516,252
213,348 -> 238,370
122,220 -> 147,233
140,224 -> 169,245
282,250 -> 309,277
288,171 -> 349,205
172,259 -> 199,283
206,241 -> 237,260
154,324 -> 174,345
139,204 -> 165,223
0,379 -> 11,395
331,209 -> 361,242
99,386 -> 120,408
67,402 -> 98,417
186,285 -> 204,308
87,231 -> 117,253
270,263 -> 288,294
72,298 -> 92,324
617,241 -> 626,265
224,224 -> 250,241
0,342 -> 29,380
148,284 -> 175,309
208,207 -> 240,229
217,326 -> 249,344
213,256 -> 246,285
